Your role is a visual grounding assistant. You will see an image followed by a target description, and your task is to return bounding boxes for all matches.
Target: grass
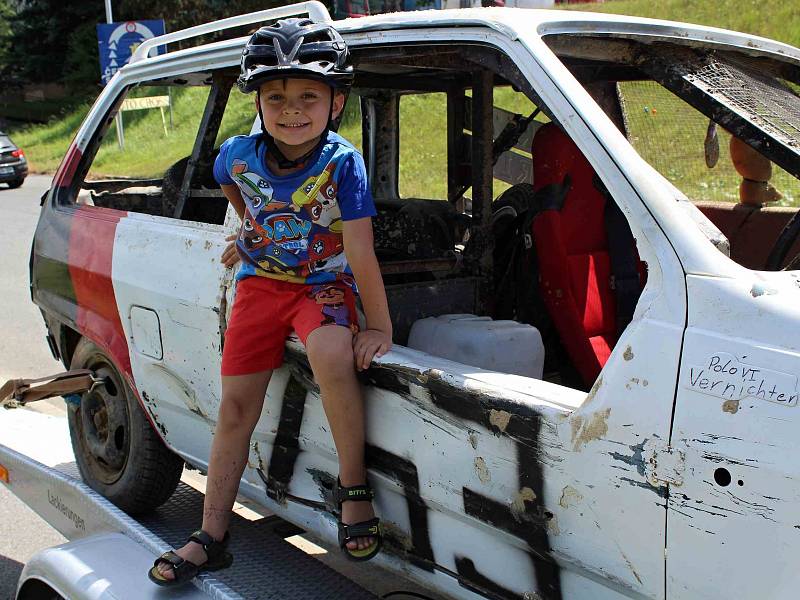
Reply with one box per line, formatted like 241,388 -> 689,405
562,0 -> 800,48
8,0 -> 799,204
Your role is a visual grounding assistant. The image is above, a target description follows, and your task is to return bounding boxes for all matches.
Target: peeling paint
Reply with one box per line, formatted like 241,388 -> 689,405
722,399 -> 740,414
750,283 -> 778,297
489,409 -> 511,433
609,441 -> 647,477
468,432 -> 478,450
141,391 -> 168,436
474,457 -> 491,484
546,513 -> 561,535
510,487 -> 537,520
623,346 -> 634,361
381,520 -> 415,552
585,376 -> 603,405
559,485 -> 583,509
571,408 -> 611,451
625,377 -> 642,390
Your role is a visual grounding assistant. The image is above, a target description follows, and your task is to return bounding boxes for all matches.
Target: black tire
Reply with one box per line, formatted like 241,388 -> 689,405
7,178 -> 24,189
67,337 -> 183,515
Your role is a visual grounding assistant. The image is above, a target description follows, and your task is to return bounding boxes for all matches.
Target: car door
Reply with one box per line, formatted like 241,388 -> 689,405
32,69 -> 241,470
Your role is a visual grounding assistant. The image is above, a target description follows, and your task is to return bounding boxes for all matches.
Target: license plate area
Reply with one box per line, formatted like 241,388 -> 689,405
0,166 -> 15,176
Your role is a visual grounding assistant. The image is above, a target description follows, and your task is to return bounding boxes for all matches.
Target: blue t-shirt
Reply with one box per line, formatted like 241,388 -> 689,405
214,131 -> 376,286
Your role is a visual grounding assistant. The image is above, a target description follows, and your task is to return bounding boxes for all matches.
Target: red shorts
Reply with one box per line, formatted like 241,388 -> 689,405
221,277 -> 358,376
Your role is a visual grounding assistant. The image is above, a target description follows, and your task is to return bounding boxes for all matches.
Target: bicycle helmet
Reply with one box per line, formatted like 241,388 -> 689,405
238,18 -> 353,93
239,18 -> 354,169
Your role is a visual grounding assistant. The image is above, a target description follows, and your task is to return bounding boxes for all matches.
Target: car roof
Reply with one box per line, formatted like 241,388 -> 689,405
128,6 -> 800,72
333,8 -> 800,64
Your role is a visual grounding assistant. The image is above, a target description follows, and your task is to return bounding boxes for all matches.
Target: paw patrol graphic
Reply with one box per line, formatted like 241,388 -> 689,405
256,242 -> 302,272
239,211 -> 271,253
307,231 -> 346,274
292,163 -> 343,232
309,284 -> 355,330
231,160 -> 289,215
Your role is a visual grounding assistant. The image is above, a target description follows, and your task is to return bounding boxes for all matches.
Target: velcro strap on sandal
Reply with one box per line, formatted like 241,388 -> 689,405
339,517 -> 381,543
189,530 -> 215,547
188,529 -> 229,561
155,551 -> 186,568
336,483 -> 374,504
153,550 -> 199,580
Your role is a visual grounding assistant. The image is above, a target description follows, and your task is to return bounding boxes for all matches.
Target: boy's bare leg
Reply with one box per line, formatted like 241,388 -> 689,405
306,325 -> 374,551
157,369 -> 273,579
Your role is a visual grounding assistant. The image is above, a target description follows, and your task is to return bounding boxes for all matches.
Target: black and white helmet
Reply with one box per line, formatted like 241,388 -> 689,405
238,18 -> 353,93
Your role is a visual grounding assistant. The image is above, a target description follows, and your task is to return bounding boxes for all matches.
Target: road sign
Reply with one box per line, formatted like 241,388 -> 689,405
120,96 -> 170,111
121,95 -> 172,136
97,20 -> 166,85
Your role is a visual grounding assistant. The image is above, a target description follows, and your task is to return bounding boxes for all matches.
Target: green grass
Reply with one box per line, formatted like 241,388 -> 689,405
562,0 -> 800,48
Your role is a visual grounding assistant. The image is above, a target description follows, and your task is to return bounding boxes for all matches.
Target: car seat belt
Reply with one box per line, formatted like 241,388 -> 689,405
593,175 -> 642,336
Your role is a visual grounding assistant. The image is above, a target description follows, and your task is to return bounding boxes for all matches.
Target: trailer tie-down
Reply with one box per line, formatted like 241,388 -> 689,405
0,369 -> 101,409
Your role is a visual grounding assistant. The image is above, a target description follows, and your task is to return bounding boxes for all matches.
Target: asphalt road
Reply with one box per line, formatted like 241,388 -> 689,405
0,174 -> 66,599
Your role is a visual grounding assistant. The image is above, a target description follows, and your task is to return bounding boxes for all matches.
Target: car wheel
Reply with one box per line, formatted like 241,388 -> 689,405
67,337 -> 183,515
7,178 -> 24,189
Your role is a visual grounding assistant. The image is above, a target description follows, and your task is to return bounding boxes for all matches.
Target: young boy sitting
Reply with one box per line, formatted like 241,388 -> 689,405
150,18 -> 391,586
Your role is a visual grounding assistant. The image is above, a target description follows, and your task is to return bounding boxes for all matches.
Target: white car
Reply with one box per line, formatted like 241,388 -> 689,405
23,2 -> 800,598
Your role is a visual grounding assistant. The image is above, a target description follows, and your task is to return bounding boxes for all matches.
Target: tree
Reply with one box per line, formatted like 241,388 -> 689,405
0,0 -> 312,91
0,0 -> 14,70
1,1 -> 103,88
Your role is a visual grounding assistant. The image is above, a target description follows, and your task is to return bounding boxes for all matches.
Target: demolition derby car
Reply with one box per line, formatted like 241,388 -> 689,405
22,2 -> 800,598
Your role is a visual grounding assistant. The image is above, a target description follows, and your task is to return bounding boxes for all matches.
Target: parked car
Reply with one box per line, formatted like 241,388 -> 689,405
0,130 -> 28,188
23,2 -> 800,599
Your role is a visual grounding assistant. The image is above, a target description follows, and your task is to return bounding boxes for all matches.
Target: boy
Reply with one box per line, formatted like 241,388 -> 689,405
150,18 -> 391,586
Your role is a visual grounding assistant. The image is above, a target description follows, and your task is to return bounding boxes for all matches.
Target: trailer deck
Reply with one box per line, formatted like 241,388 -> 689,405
0,408 -> 377,600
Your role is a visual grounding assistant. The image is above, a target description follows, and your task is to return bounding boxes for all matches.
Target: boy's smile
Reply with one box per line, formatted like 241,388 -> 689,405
258,78 -> 345,164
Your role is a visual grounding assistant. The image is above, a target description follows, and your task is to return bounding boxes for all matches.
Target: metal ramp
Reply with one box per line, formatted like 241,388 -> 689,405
1,408 -> 376,600
140,481 -> 377,599
50,461 -> 378,600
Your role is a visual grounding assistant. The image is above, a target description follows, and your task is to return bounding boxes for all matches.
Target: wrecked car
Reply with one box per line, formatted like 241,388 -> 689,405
26,2 -> 800,599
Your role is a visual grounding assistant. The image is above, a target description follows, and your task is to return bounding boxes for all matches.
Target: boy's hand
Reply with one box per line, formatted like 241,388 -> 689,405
221,234 -> 240,268
353,329 -> 391,371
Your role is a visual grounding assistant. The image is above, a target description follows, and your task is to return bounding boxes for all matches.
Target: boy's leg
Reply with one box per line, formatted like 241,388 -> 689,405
157,369 -> 272,579
305,325 -> 374,551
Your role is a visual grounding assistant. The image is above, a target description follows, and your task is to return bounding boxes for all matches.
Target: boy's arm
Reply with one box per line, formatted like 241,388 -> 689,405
343,217 -> 392,369
221,183 -> 245,221
220,184 -> 245,267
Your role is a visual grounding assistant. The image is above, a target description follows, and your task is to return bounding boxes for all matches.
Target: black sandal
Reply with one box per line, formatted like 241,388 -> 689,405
148,530 -> 233,587
335,478 -> 382,562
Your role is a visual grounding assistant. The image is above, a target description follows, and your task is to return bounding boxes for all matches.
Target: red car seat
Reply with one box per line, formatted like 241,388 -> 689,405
531,123 -> 640,388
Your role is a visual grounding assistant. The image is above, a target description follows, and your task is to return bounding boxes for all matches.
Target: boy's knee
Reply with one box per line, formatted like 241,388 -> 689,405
218,392 -> 261,426
307,329 -> 355,373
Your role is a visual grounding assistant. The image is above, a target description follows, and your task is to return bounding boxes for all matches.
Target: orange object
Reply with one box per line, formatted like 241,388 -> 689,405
729,137 -> 782,206
0,464 -> 9,484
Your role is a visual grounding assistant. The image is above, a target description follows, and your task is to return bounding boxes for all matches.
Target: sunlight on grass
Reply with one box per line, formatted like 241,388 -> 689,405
621,82 -> 798,206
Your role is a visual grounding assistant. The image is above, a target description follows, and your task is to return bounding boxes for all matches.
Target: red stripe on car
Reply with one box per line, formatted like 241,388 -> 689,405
68,206 -> 132,379
53,144 -> 82,189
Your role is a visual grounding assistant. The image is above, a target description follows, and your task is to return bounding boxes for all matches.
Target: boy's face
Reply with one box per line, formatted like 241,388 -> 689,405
257,78 -> 345,151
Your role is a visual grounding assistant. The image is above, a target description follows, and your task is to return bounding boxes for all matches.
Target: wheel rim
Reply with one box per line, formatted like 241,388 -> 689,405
76,359 -> 130,485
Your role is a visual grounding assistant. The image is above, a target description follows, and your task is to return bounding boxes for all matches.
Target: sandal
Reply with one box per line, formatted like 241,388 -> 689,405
335,477 -> 382,562
148,530 -> 233,587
